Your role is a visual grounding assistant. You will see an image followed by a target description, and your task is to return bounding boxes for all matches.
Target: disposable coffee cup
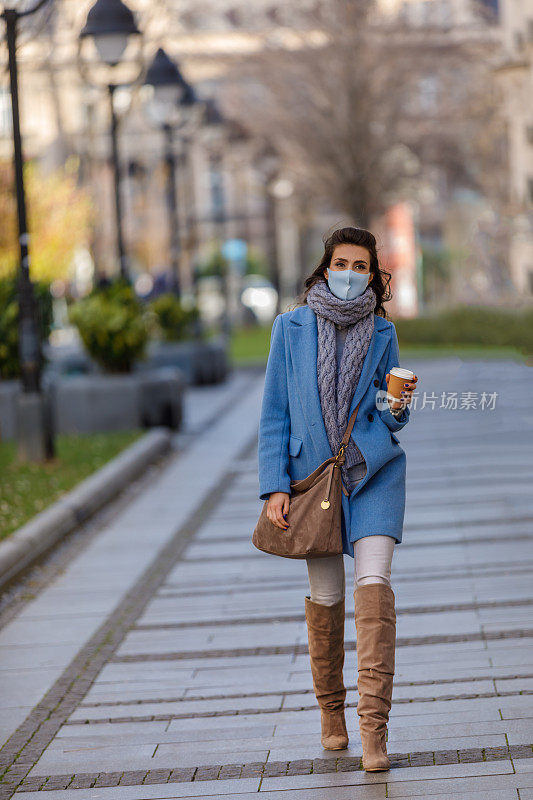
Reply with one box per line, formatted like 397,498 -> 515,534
388,367 -> 414,408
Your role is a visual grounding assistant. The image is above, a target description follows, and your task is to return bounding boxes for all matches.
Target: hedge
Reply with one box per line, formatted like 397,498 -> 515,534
394,306 -> 533,355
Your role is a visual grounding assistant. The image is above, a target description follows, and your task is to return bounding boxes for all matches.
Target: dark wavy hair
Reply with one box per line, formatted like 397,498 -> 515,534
292,227 -> 392,319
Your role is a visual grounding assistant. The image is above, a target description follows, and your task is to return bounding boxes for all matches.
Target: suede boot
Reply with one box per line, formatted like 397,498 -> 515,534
304,595 -> 349,750
354,583 -> 396,771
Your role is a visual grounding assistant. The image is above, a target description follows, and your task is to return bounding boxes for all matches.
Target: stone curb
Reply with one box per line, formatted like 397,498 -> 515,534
13,744 -> 533,792
0,427 -> 172,592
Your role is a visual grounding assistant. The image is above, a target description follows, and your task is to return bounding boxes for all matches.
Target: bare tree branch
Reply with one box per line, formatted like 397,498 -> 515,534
221,0 -> 506,227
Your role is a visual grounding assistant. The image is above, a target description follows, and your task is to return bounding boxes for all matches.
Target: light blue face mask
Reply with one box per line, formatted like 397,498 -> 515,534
326,268 -> 370,300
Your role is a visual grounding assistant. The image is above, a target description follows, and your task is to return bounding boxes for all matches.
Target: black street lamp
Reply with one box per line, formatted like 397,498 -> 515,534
257,143 -> 282,315
79,0 -> 142,282
144,47 -> 199,297
203,98 -> 226,237
201,98 -> 231,333
1,0 -> 55,461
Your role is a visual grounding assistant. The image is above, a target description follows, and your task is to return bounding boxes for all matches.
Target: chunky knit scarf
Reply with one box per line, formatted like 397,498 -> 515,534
306,278 -> 377,485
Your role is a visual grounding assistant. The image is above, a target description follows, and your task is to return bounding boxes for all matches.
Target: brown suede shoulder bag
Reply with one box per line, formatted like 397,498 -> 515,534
252,402 -> 361,559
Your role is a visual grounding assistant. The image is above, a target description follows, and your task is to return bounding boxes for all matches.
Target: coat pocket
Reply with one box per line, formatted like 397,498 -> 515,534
289,434 -> 303,457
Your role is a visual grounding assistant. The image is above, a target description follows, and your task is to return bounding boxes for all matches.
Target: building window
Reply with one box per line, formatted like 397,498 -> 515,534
514,30 -> 525,50
478,0 -> 499,21
419,76 -> 439,112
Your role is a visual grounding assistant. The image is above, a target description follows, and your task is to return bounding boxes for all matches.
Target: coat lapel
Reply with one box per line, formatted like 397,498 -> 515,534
288,305 -> 389,460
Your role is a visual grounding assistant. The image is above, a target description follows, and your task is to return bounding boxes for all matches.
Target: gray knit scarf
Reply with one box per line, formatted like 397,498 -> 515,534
306,279 -> 377,484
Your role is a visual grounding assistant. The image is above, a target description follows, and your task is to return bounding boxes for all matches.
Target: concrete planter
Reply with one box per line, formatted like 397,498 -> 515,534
49,368 -> 185,435
136,336 -> 231,385
0,368 -> 184,440
0,380 -> 18,442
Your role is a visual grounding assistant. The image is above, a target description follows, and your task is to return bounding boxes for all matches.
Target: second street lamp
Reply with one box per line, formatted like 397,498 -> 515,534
144,47 -> 199,297
257,143 -> 282,316
201,98 -> 231,333
79,0 -> 142,282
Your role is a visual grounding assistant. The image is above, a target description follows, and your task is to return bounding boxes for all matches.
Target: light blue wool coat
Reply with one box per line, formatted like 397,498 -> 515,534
257,303 -> 411,557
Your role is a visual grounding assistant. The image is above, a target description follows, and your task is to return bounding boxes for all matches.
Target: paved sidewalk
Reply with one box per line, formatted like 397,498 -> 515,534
1,358 -> 532,799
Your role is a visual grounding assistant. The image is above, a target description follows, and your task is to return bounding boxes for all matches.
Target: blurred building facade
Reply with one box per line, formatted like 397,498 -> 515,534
0,0 -> 293,302
0,0 -> 531,316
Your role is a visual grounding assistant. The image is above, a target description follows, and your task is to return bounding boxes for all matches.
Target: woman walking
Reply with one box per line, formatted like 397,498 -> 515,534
257,227 -> 418,771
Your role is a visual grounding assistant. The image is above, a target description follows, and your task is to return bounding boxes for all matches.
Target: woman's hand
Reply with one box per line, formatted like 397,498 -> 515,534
385,373 -> 418,410
267,492 -> 290,530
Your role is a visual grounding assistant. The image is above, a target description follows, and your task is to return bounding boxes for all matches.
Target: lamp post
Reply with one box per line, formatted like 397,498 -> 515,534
203,99 -> 226,237
1,0 -> 54,461
257,144 -> 282,315
79,0 -> 142,282
201,98 -> 231,332
143,48 -> 199,297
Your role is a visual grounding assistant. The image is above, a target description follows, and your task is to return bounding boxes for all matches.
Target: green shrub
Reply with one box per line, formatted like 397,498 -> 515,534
148,293 -> 200,342
0,275 -> 53,379
394,305 -> 532,355
69,280 -> 148,373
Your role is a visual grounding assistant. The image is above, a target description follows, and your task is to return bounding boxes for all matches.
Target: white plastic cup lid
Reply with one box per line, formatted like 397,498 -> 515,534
390,367 -> 414,379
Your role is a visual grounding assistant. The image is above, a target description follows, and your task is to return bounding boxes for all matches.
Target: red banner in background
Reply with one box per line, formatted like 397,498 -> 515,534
375,202 -> 419,318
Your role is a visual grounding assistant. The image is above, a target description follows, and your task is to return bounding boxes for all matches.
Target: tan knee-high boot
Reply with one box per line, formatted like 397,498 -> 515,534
304,595 -> 349,750
354,583 -> 396,771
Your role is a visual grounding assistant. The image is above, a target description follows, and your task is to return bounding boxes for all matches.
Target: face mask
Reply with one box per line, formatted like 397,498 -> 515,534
326,268 -> 370,300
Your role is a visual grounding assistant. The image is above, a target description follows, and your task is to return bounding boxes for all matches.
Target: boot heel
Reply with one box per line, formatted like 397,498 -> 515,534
360,731 -> 390,770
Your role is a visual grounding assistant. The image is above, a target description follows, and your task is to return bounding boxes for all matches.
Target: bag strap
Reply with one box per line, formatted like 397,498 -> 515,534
337,401 -> 361,455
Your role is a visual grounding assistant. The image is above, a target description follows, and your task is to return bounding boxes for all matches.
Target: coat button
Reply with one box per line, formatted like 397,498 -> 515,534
373,378 -> 379,387
367,413 -> 373,422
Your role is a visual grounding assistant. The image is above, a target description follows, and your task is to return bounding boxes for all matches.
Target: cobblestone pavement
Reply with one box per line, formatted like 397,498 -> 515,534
0,358 -> 532,800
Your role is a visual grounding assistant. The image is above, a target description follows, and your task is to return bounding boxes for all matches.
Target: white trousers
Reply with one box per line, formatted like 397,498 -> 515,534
306,535 -> 396,606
